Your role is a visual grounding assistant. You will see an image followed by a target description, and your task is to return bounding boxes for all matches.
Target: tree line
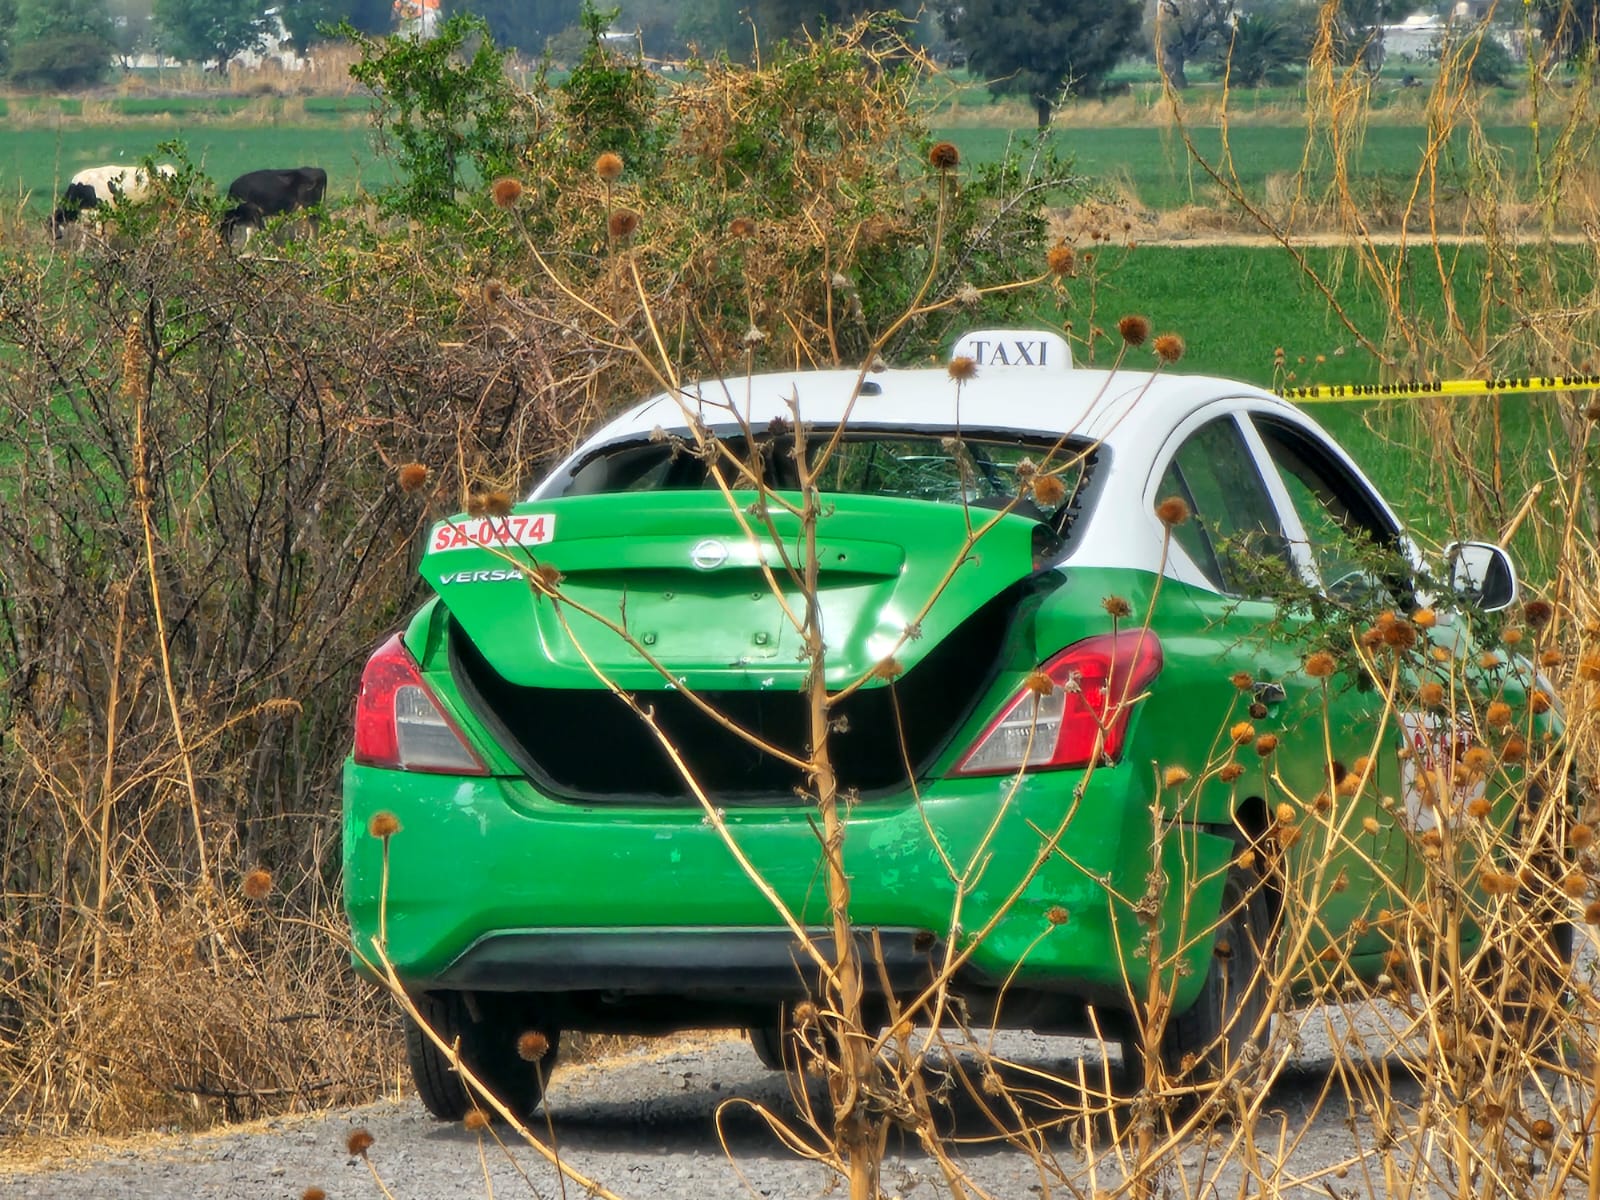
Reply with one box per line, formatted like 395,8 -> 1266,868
1,0 -> 1597,119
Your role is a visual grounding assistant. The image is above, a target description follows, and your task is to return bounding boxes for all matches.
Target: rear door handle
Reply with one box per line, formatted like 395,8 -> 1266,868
1252,680 -> 1287,705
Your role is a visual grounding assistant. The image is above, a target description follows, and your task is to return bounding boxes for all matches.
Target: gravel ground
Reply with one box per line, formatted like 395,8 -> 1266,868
0,1004 -> 1584,1200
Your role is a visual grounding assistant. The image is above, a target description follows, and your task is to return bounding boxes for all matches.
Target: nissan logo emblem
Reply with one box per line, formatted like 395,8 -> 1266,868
690,539 -> 729,570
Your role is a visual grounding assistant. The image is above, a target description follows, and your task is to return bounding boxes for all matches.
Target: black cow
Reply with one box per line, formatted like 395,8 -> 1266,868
220,167 -> 327,244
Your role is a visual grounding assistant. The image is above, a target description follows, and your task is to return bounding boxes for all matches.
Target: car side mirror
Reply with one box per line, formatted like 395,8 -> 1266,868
1444,541 -> 1518,612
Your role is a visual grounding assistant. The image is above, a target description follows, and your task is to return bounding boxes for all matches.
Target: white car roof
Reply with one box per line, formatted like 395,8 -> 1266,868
570,364 -> 1302,457
532,329 -> 1405,589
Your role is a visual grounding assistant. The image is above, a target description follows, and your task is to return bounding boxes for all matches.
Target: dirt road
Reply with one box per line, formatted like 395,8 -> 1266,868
5,1003 -> 1577,1200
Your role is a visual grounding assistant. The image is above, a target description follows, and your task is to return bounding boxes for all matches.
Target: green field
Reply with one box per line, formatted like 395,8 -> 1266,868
941,123 -> 1540,209
2,125 -> 393,208
1064,242 -> 1580,536
4,116 -> 1542,216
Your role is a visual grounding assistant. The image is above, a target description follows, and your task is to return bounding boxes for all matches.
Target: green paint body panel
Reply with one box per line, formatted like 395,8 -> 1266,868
347,490 -> 1554,1026
415,493 -> 1039,690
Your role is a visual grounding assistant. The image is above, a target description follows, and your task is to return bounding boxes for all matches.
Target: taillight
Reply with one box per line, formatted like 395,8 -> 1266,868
951,630 -> 1163,776
352,634 -> 488,775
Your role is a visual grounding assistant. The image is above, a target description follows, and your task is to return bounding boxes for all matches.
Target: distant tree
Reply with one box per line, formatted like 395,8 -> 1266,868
1149,0 -> 1235,88
1324,0 -> 1392,73
0,0 -> 17,75
152,0 -> 269,66
1214,8 -> 1308,86
9,0 -> 114,86
278,0 -> 393,53
947,0 -> 1141,127
677,0 -> 750,57
108,0 -> 155,62
1535,0 -> 1600,59
748,0 -> 871,41
442,0 -> 573,54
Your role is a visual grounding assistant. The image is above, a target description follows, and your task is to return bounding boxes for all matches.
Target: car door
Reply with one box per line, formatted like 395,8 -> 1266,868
1240,410 -> 1417,966
1151,405 -> 1399,967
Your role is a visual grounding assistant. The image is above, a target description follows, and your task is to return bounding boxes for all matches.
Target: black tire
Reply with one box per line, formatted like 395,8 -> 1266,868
405,991 -> 561,1121
1135,842 -> 1276,1088
749,1021 -> 790,1072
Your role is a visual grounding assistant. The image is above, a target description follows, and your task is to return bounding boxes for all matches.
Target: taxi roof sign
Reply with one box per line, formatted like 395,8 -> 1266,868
950,329 -> 1072,371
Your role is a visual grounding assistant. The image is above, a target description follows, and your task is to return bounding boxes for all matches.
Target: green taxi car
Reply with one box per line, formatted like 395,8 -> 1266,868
344,328 -> 1532,1117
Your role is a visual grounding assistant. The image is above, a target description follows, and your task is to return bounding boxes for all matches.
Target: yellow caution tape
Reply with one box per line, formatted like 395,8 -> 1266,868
1276,374 -> 1600,403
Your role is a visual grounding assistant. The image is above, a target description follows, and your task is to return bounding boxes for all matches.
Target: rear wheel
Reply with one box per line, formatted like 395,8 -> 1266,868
1126,843 -> 1275,1089
406,991 -> 561,1120
749,1021 -> 790,1072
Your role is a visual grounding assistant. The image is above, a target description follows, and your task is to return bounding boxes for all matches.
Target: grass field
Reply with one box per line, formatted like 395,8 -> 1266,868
2,125 -> 394,210
4,118 -> 1543,217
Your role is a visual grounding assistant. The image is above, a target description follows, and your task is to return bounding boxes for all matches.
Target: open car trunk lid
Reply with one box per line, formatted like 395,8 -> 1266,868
420,492 -> 1042,692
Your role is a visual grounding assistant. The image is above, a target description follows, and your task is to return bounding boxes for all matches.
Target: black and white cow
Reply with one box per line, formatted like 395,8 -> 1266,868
220,167 -> 328,244
52,163 -> 177,237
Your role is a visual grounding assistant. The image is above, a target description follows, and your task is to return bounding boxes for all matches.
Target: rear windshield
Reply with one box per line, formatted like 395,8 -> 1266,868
549,431 -> 1092,525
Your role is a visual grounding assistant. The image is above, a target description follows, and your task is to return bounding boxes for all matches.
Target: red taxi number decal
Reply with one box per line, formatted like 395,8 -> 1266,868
429,514 -> 556,553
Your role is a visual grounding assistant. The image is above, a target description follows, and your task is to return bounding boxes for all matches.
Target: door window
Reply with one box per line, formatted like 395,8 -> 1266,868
1251,417 -> 1405,604
1156,417 -> 1293,597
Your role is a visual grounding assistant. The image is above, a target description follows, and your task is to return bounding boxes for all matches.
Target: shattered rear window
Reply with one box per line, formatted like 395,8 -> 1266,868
551,430 -> 1092,524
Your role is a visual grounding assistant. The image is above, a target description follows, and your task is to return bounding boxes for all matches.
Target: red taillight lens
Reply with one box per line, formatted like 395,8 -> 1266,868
951,630 -> 1163,776
352,634 -> 488,775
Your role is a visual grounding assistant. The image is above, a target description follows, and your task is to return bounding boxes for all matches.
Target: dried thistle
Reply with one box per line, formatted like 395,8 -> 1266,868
1032,473 -> 1066,506
1572,823 -> 1595,850
1418,681 -> 1445,707
481,491 -> 513,518
1255,734 -> 1279,757
928,140 -> 961,170
398,462 -> 430,493
1163,765 -> 1192,788
594,151 -> 624,181
1117,314 -> 1151,347
1485,700 -> 1513,728
947,355 -> 978,382
872,657 -> 905,681
1154,495 -> 1190,526
1102,595 -> 1132,619
1023,670 -> 1054,697
1045,905 -> 1070,926
728,216 -> 757,239
1529,690 -> 1552,714
1304,651 -> 1337,678
1382,620 -> 1417,650
1218,762 -> 1245,782
608,207 -> 641,239
532,563 -> 563,591
1152,333 -> 1186,364
517,1030 -> 550,1061
1524,598 -> 1554,628
1229,670 -> 1254,690
1466,796 -> 1491,819
464,1108 -> 491,1132
241,868 -> 272,901
1045,242 -> 1075,276
302,1189 -> 327,1200
490,177 -> 523,209
368,812 -> 401,839
346,1128 -> 375,1158
1412,607 -> 1437,629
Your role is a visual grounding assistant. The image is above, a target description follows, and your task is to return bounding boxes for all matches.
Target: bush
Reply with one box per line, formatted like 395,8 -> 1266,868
7,32 -> 112,88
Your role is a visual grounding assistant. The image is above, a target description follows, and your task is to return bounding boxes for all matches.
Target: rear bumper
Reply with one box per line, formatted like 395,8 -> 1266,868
432,926 -> 940,995
342,760 -> 1232,1019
